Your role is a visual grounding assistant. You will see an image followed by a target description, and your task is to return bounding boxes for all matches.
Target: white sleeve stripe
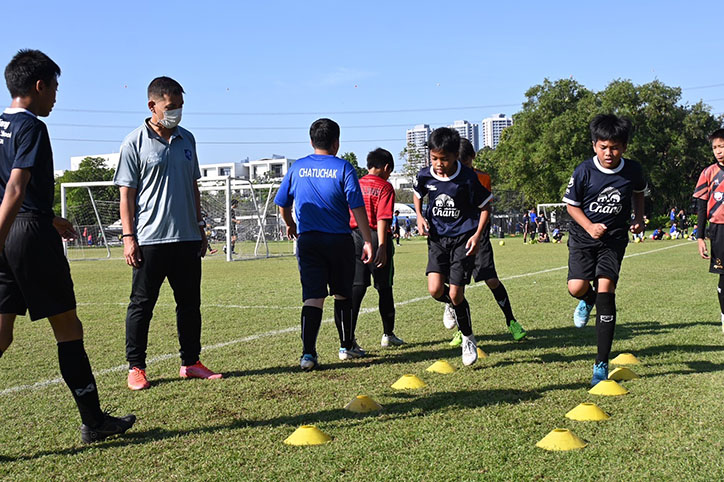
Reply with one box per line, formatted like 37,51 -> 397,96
562,197 -> 580,206
413,191 -> 422,199
478,193 -> 494,208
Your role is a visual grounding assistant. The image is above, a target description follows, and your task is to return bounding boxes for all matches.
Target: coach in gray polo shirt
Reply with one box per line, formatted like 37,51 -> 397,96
113,76 -> 222,391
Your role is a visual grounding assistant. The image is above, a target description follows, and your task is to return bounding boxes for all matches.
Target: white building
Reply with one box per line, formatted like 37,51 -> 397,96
387,172 -> 414,190
200,155 -> 294,181
70,153 -> 120,171
448,120 -> 479,152
481,113 -> 513,149
199,162 -> 247,178
405,124 -> 432,171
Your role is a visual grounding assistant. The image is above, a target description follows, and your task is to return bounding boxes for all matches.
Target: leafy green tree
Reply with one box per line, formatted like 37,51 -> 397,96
399,143 -> 427,184
340,152 -> 368,179
54,156 -> 118,223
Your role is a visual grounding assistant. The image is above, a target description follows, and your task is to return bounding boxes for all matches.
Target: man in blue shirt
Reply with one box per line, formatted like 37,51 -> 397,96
114,76 -> 221,390
275,118 -> 373,370
0,49 -> 135,443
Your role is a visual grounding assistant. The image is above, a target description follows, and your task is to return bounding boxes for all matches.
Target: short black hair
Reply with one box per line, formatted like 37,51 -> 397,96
309,118 -> 340,150
589,114 -> 632,145
459,138 -> 475,162
147,76 -> 185,100
367,148 -> 394,170
4,49 -> 61,98
427,127 -> 460,156
708,128 -> 724,142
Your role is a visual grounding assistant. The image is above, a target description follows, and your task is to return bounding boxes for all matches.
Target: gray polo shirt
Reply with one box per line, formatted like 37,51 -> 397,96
114,120 -> 201,245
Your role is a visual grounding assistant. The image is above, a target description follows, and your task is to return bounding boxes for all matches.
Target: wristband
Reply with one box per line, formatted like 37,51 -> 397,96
121,233 -> 136,238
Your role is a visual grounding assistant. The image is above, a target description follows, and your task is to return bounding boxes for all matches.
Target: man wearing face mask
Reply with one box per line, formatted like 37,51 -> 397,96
113,76 -> 221,391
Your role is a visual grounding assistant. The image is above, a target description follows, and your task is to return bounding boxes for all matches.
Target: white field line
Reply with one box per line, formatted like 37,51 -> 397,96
0,241 -> 691,397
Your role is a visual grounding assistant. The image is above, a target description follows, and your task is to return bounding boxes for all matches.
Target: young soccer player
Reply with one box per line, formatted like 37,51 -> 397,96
563,114 -> 646,386
693,128 -> 724,333
0,49 -> 135,443
414,128 -> 492,365
274,118 -> 374,370
446,138 -> 527,346
350,148 -> 405,348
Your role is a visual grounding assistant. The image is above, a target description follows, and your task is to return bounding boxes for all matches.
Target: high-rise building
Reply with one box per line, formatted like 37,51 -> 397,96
481,113 -> 513,149
405,124 -> 432,171
448,120 -> 479,152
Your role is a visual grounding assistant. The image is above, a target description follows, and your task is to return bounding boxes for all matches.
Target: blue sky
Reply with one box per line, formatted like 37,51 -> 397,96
2,0 -> 722,171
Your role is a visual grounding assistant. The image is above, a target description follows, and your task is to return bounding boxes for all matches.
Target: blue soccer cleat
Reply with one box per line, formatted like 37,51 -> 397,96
573,300 -> 594,328
300,354 -> 317,371
591,361 -> 609,386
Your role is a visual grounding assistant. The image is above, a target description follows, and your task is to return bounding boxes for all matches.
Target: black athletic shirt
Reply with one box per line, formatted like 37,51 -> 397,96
413,162 -> 492,237
0,109 -> 55,215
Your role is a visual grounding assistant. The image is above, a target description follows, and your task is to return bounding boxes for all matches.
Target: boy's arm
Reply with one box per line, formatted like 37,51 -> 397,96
120,186 -> 142,267
413,195 -> 429,235
351,206 -> 373,264
374,219 -> 390,268
629,191 -> 644,234
0,168 -> 31,251
696,198 -> 709,259
567,204 -> 607,239
278,205 -> 297,239
465,206 -> 491,256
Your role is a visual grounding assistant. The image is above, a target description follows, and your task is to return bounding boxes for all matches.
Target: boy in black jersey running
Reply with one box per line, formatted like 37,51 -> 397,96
414,128 -> 492,366
563,114 -> 646,386
0,49 -> 135,443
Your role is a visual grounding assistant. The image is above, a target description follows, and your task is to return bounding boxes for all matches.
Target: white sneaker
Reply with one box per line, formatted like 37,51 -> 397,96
721,313 -> 724,333
339,346 -> 365,360
461,334 -> 478,366
381,334 -> 406,347
443,303 -> 457,330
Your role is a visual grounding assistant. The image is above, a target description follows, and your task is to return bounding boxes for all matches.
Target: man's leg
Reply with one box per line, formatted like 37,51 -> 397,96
167,242 -> 203,368
0,314 -> 15,357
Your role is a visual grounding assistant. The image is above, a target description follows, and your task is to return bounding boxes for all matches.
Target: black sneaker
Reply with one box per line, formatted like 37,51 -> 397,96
80,413 -> 136,444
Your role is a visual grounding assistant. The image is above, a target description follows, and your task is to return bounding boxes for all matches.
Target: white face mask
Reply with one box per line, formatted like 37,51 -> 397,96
158,107 -> 182,129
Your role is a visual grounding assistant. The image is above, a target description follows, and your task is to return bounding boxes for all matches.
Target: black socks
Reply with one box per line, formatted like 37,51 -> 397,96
574,283 -> 597,306
595,292 -> 616,364
490,283 -> 515,325
334,298 -> 354,350
378,287 -> 396,336
434,285 -> 452,304
301,306 -> 323,357
717,275 -> 724,316
453,298 -> 473,336
57,340 -> 104,427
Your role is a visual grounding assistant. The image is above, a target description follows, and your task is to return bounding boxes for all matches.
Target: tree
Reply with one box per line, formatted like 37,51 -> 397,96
480,78 -> 722,214
54,157 -> 118,224
340,152 -> 368,179
399,143 -> 427,184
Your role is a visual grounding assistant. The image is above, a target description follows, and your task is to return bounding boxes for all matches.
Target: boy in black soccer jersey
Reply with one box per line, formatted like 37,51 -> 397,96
563,114 -> 646,386
693,128 -> 724,333
414,128 -> 492,366
0,50 -> 135,443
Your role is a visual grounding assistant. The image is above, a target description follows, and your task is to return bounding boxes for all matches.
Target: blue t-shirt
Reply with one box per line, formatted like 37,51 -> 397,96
0,109 -> 55,216
563,156 -> 646,243
274,154 -> 364,234
413,162 -> 492,237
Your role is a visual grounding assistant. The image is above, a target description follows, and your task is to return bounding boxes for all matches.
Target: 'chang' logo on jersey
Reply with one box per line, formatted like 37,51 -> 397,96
589,187 -> 622,215
431,193 -> 460,218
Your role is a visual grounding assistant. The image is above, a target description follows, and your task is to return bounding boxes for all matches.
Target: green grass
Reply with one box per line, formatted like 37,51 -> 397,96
1,237 -> 723,480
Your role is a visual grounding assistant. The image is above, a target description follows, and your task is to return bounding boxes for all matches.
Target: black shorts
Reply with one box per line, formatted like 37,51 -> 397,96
297,231 -> 355,301
426,230 -> 476,286
0,213 -> 76,320
708,223 -> 724,274
472,235 -> 497,282
567,232 -> 628,283
352,228 -> 394,289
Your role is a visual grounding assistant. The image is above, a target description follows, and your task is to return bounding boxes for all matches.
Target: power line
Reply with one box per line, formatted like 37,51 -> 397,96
52,138 -> 401,145
46,122 -> 439,130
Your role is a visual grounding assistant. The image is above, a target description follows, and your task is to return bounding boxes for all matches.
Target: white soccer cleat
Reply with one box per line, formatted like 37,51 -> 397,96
721,313 -> 724,333
443,303 -> 457,330
381,334 -> 406,347
461,334 -> 478,366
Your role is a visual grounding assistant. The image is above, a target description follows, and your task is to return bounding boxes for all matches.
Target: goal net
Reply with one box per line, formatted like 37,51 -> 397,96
60,178 -> 293,261
537,202 -> 572,241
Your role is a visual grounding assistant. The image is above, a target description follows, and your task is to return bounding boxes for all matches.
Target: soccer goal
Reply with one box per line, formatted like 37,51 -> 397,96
537,202 -> 572,241
60,178 -> 293,261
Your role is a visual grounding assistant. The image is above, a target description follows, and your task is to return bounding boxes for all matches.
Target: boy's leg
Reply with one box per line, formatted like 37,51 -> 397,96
0,314 -> 15,356
302,298 -> 324,357
594,278 -> 616,365
296,233 -> 331,364
449,285 -> 472,336
372,237 -> 396,337
328,234 -> 356,354
718,275 -> 724,330
350,229 -> 371,336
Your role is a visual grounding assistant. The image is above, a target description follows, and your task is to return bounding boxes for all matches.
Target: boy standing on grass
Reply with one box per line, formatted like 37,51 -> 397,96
0,49 -> 135,443
693,128 -> 724,333
563,114 -> 646,386
414,128 -> 492,366
446,139 -> 527,347
349,148 -> 405,348
274,118 -> 373,371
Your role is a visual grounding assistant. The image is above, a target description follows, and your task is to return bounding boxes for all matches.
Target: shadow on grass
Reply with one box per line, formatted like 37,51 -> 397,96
0,388 -> 540,462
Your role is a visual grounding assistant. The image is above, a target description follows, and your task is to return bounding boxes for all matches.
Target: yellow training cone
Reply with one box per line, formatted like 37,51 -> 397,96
589,379 -> 628,396
344,395 -> 383,413
391,374 -> 427,390
535,429 -> 587,451
608,367 -> 639,381
610,353 -> 641,365
426,360 -> 456,374
565,402 -> 610,421
283,425 -> 332,446
477,347 -> 488,358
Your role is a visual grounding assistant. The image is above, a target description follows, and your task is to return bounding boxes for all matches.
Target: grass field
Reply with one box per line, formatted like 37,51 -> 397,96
1,237 -> 723,480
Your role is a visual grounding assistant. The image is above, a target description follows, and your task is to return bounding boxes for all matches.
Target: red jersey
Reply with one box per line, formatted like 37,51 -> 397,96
693,162 -> 724,224
349,174 -> 395,231
474,168 -> 492,191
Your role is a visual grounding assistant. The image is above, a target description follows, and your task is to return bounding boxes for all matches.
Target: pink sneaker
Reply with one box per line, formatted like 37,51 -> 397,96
127,367 -> 150,390
179,361 -> 222,379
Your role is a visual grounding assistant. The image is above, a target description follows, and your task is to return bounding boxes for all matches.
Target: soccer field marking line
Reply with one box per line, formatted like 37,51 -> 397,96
76,302 -> 300,310
0,241 -> 690,397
